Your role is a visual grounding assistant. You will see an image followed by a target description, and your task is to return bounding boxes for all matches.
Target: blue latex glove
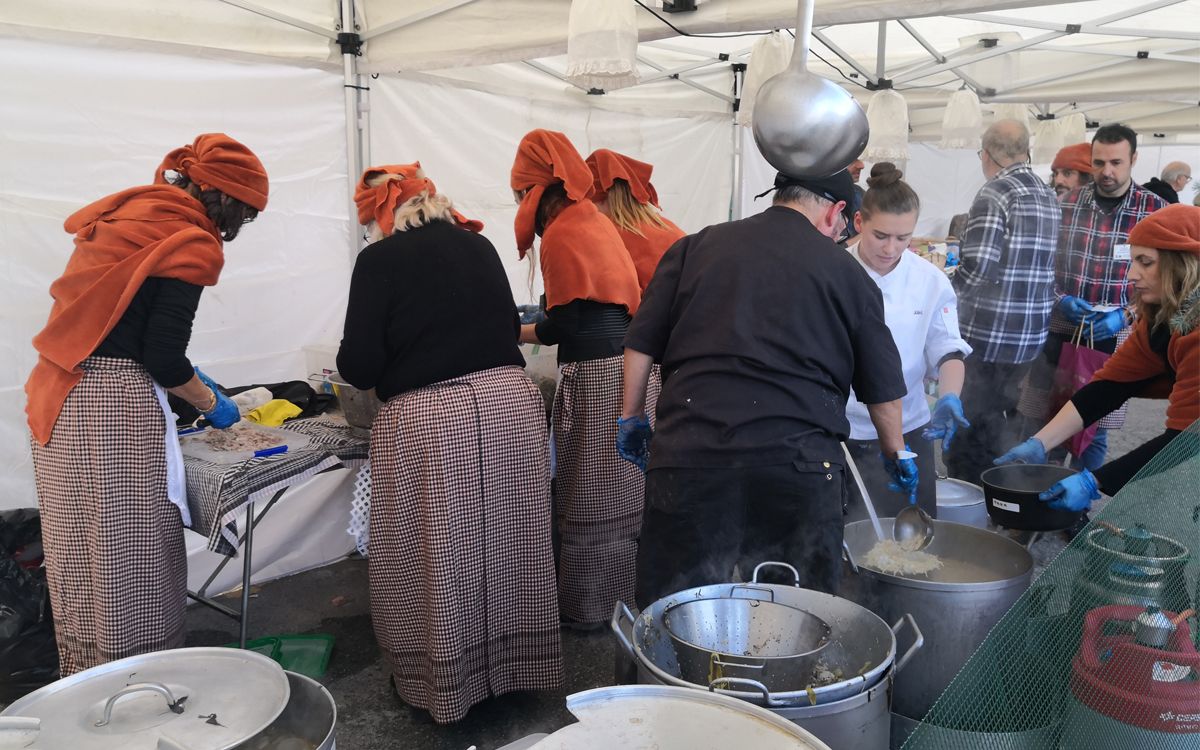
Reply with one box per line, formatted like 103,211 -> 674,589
1057,296 -> 1094,325
1039,468 -> 1101,512
194,367 -> 240,430
922,394 -> 971,451
993,437 -> 1048,466
616,414 -> 652,472
1083,309 -> 1125,342
882,449 -> 919,504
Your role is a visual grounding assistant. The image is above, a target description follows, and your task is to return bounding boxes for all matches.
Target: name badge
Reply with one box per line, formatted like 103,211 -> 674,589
1114,243 -> 1131,261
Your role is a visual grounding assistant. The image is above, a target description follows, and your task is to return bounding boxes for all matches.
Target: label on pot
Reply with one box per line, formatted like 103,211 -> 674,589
1152,661 -> 1192,683
992,498 -> 1020,513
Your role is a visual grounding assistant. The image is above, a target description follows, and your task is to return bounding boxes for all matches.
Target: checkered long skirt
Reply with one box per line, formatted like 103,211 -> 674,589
553,356 -> 660,624
29,356 -> 186,676
368,366 -> 561,724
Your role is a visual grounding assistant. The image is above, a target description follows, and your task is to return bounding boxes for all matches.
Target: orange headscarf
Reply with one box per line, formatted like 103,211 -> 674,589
586,149 -> 660,206
1127,204 -> 1200,255
155,133 -> 269,211
1052,143 -> 1093,174
354,162 -> 483,236
510,129 -> 595,257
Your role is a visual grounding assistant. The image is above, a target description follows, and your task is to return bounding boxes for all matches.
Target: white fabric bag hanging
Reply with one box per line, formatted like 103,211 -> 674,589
865,89 -> 909,162
566,0 -> 640,92
989,103 -> 1032,131
940,89 -> 983,150
736,31 -> 793,127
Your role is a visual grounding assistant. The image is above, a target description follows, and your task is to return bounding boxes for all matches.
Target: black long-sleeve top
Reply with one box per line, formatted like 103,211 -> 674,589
92,276 -> 202,387
336,221 -> 525,401
534,299 -> 630,363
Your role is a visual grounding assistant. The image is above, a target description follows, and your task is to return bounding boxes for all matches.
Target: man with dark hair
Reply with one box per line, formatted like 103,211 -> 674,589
1018,122 -> 1166,474
945,119 -> 1061,485
617,169 -> 913,604
1143,161 -> 1191,204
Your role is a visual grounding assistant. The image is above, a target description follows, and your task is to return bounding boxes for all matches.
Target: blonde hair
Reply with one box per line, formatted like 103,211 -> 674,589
1140,250 -> 1200,331
603,179 -> 668,237
365,171 -> 457,242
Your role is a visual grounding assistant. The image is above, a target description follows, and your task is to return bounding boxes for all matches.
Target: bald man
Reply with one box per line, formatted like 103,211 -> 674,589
1143,161 -> 1191,204
946,119 -> 1061,484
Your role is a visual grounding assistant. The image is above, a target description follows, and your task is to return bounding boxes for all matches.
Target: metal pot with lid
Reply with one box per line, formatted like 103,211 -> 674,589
0,648 -> 291,750
935,477 -> 989,528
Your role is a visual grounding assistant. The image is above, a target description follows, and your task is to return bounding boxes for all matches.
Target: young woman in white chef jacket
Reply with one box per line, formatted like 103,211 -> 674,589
843,163 -> 974,520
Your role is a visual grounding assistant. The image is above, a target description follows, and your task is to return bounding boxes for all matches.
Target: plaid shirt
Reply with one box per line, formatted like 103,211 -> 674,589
1050,183 -> 1166,336
953,163 -> 1061,364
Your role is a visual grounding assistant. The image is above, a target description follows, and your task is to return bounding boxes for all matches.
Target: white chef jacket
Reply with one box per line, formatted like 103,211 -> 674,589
846,246 -> 972,440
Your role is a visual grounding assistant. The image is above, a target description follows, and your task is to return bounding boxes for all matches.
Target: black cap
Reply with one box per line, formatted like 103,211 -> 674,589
764,170 -> 858,224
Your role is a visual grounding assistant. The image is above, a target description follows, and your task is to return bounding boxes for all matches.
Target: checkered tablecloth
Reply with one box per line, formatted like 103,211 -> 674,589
183,416 -> 369,556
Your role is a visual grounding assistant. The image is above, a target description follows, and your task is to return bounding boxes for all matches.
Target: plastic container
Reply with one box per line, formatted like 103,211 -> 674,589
276,635 -> 334,678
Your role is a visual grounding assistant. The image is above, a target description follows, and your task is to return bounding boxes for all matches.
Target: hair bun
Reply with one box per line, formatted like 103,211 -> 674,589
866,162 -> 904,189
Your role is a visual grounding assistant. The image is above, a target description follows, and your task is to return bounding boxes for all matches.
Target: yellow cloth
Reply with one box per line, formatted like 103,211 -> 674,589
245,399 -> 302,426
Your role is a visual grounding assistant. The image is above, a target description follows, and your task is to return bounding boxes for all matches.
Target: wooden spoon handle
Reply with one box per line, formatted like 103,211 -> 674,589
1170,609 -> 1195,626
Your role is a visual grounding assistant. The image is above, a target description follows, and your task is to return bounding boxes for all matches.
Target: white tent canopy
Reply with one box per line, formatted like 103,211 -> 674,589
1,0 -> 1198,511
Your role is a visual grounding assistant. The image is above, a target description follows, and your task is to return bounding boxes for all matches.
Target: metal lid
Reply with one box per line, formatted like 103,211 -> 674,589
0,647 -> 290,750
536,685 -> 831,749
935,478 -> 985,508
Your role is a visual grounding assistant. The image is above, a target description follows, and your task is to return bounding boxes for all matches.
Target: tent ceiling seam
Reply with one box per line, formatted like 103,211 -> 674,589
214,0 -> 335,39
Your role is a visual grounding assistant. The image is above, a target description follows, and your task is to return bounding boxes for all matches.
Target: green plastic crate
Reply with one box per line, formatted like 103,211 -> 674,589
222,634 -> 333,678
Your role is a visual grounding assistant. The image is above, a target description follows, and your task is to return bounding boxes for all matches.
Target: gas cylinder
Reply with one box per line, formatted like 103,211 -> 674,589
1060,605 -> 1200,749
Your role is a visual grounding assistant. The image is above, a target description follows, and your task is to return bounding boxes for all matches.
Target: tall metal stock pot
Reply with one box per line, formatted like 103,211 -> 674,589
613,562 -> 924,749
841,519 -> 1033,721
0,647 -> 336,750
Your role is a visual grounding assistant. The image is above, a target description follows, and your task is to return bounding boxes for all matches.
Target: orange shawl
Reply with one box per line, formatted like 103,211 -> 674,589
1092,319 -> 1198,431
25,185 -> 225,444
616,220 -> 686,294
355,162 -> 482,235
510,129 -> 595,257
541,201 -> 641,315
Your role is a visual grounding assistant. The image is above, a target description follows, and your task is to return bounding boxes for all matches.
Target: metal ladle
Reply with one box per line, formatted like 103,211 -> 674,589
751,0 -> 870,177
892,450 -> 935,551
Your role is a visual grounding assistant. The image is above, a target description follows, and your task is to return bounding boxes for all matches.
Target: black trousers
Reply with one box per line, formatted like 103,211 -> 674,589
845,423 -> 937,522
945,359 -> 1033,485
634,461 -> 846,610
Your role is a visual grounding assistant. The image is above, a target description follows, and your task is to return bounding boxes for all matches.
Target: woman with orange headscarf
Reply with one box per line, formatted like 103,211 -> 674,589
338,163 -> 561,723
25,133 -> 267,675
586,149 -> 686,293
996,204 -> 1200,508
510,129 -> 652,628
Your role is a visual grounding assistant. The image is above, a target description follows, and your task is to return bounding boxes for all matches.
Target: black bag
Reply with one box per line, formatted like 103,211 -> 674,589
0,510 -> 58,701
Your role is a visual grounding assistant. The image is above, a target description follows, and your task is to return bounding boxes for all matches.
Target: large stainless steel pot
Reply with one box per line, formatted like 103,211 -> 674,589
936,478 -> 989,528
236,671 -> 336,750
841,519 -> 1032,721
662,596 -> 831,692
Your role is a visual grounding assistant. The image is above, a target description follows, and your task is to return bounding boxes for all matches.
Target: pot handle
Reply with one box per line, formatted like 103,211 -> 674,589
94,682 -> 187,728
730,584 -> 775,602
891,613 -> 924,675
708,677 -> 781,708
842,540 -> 860,574
610,601 -> 637,660
750,561 -> 801,587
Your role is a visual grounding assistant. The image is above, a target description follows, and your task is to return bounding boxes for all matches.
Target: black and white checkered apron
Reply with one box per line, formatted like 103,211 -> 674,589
29,356 -> 187,676
553,355 -> 660,624
368,366 -> 561,724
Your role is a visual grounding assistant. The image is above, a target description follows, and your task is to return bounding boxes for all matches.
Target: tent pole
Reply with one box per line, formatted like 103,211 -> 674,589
731,65 -> 745,220
340,0 -> 363,259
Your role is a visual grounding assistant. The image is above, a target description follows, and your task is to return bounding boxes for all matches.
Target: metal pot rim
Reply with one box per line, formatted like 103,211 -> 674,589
661,599 -> 832,663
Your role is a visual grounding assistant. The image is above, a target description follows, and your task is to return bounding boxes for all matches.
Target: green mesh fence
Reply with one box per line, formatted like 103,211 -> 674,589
902,422 -> 1200,750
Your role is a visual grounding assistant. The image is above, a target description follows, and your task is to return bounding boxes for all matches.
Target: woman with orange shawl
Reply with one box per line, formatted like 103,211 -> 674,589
338,163 -> 561,723
511,129 -> 651,627
25,133 -> 267,675
995,204 -> 1200,508
586,149 -> 685,293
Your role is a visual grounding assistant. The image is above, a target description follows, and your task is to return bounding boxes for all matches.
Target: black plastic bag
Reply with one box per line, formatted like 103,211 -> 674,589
0,510 -> 58,701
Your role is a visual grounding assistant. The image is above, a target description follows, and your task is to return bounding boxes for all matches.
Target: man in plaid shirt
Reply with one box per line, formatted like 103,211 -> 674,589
946,119 -> 1060,484
1018,124 -> 1166,471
